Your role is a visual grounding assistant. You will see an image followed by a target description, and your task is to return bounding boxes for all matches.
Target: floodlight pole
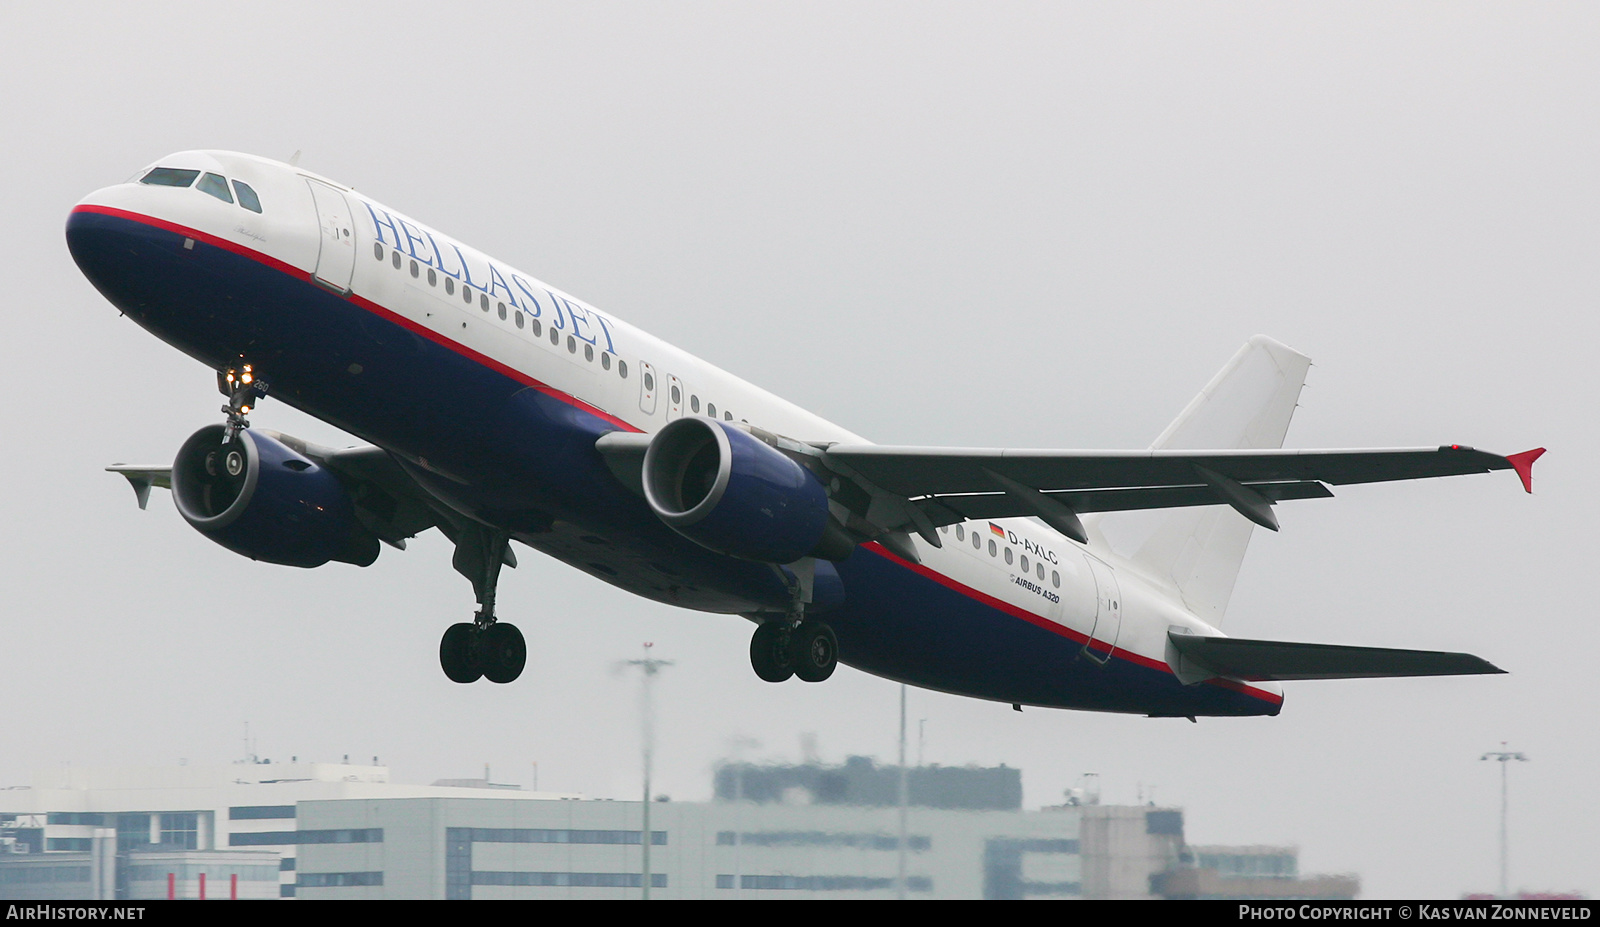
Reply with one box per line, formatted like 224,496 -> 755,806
1480,743 -> 1528,898
897,683 -> 909,900
626,643 -> 673,899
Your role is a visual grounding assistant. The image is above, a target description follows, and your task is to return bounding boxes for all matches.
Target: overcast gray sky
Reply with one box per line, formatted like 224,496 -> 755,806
2,2 -> 1594,898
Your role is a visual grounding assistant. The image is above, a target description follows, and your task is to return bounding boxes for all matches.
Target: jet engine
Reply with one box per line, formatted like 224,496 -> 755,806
171,424 -> 379,568
642,417 -> 832,564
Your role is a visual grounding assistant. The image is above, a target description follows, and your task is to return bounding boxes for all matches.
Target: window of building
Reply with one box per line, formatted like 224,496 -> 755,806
160,813 -> 199,850
229,806 -> 295,821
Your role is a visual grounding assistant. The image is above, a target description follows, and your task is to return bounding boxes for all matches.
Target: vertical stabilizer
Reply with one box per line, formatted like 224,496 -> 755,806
1113,336 -> 1311,627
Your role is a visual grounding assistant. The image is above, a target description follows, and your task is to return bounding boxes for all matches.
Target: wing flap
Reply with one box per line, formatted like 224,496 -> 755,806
1166,630 -> 1505,682
918,480 -> 1333,524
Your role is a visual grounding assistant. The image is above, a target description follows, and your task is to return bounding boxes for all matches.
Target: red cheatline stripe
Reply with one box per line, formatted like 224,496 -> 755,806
71,205 -> 642,434
861,541 -> 1283,706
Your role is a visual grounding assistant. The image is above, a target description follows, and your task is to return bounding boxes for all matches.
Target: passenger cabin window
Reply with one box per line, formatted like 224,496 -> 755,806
232,180 -> 262,213
197,172 -> 233,203
531,318 -> 542,336
140,167 -> 200,187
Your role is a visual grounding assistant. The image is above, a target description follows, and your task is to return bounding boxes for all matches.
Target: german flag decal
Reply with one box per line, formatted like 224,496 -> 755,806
989,522 -> 1006,538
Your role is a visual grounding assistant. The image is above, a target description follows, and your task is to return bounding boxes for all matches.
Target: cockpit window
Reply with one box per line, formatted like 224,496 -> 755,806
232,180 -> 262,213
140,167 -> 200,187
197,172 -> 233,204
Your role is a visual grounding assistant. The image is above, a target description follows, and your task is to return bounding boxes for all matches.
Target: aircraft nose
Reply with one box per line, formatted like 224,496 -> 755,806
66,188 -> 189,318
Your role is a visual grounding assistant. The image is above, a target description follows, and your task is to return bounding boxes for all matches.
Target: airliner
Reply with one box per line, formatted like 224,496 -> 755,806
68,150 -> 1542,718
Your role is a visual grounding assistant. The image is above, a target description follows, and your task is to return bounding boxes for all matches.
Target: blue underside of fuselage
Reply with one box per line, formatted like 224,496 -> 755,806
67,209 -> 1277,717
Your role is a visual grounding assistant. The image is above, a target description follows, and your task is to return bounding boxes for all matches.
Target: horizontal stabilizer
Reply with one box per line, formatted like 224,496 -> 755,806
1166,629 -> 1504,683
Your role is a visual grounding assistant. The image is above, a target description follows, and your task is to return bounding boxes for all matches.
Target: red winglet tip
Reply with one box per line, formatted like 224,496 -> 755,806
1505,447 -> 1546,494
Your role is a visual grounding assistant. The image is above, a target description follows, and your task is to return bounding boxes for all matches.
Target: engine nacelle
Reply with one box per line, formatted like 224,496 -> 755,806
171,424 -> 378,568
642,417 -> 831,564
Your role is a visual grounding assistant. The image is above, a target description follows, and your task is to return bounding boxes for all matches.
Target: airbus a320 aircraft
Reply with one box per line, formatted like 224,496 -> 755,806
69,151 -> 1542,719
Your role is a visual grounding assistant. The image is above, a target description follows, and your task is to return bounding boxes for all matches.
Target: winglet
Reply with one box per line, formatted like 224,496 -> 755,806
1505,448 -> 1546,494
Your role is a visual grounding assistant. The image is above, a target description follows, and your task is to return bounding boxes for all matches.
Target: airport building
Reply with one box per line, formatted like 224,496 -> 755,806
0,758 -> 1357,900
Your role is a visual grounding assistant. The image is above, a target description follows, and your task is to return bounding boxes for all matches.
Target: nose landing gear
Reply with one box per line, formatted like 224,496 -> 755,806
440,525 -> 527,684
217,363 -> 268,444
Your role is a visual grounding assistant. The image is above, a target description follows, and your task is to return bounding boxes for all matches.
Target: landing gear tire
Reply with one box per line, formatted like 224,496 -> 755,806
791,621 -> 838,683
480,622 -> 527,684
440,623 -> 482,684
750,621 -> 794,683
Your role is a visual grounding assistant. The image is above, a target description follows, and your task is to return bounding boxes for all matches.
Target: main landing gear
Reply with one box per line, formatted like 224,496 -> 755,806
750,561 -> 839,683
439,525 -> 527,684
750,619 -> 838,683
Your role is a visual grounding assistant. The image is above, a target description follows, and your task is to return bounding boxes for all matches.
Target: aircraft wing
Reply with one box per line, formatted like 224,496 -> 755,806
1166,629 -> 1505,683
821,443 -> 1543,544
